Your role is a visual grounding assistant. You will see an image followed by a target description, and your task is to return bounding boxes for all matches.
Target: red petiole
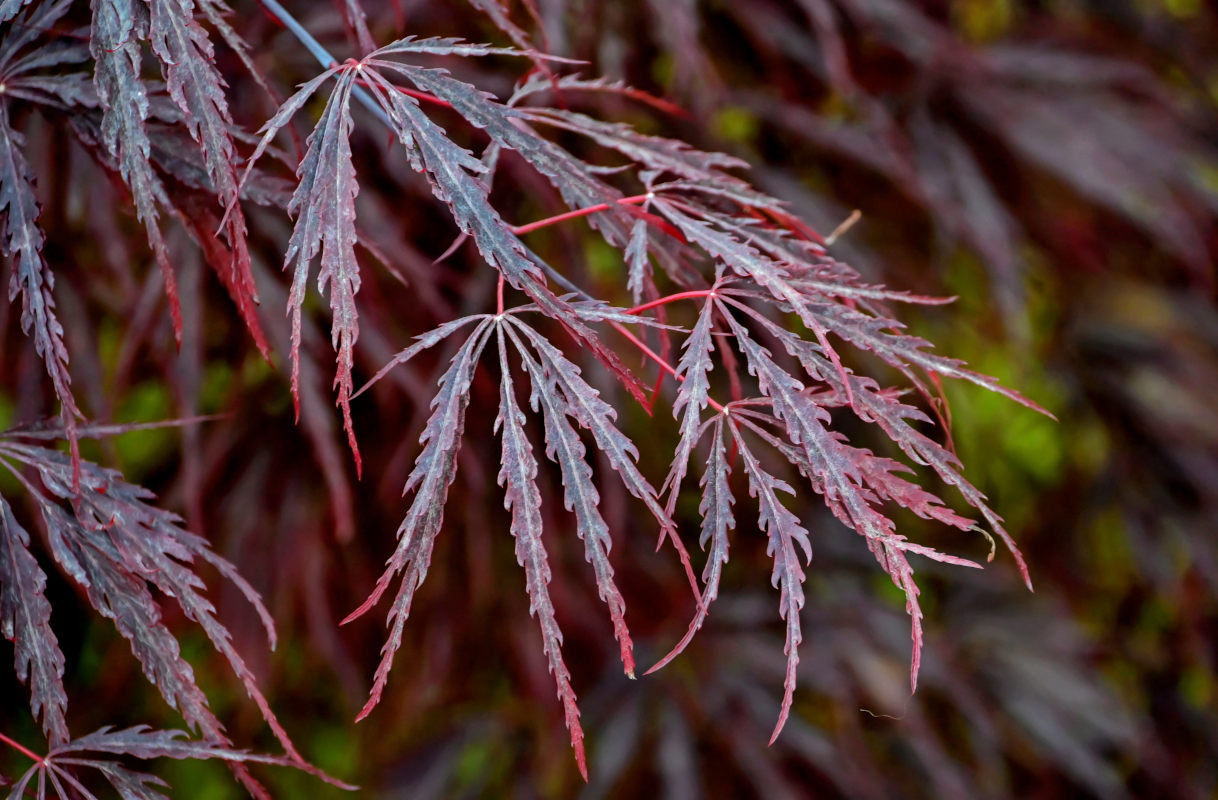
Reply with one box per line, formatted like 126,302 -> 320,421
626,290 -> 715,316
511,194 -> 651,236
0,731 -> 43,763
350,74 -> 454,109
609,320 -> 728,414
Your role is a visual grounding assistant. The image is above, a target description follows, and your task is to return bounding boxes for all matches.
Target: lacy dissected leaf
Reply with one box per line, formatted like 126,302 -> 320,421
373,58 -> 638,247
91,0 -> 183,341
148,0 -> 259,339
522,106 -> 749,186
721,305 -> 984,689
650,202 -> 854,384
356,61 -> 647,402
766,307 -> 1031,582
0,104 -> 81,485
0,4 -> 87,450
506,315 -> 699,593
7,755 -> 174,800
764,419 -> 940,688
6,726 -> 309,800
0,441 -> 305,783
625,219 -> 653,304
505,321 -> 633,677
736,301 -> 1007,530
729,425 -> 811,743
0,71 -> 95,111
347,319 -> 494,720
721,307 -> 979,572
661,291 -> 717,504
648,415 -> 734,674
680,201 -> 1038,425
0,494 -> 68,746
650,198 -> 843,374
697,209 -> 834,276
0,0 -> 70,58
494,328 -> 587,779
366,43 -> 686,305
278,69 -> 364,471
244,49 -> 646,428
0,1 -> 92,110
39,499 -> 226,742
810,297 -> 1045,413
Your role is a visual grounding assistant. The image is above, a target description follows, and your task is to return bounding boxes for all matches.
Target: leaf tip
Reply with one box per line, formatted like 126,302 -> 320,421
575,741 -> 588,782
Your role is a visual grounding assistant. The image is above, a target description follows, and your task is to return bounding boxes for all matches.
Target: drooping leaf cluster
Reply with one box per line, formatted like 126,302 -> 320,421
0,0 -> 1078,793
0,421 -> 351,796
499,0 -> 1217,795
226,17 -> 1042,771
4,726 -> 304,800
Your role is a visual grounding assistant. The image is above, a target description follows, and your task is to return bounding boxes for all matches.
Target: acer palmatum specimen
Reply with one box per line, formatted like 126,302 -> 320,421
0,0 -> 1052,794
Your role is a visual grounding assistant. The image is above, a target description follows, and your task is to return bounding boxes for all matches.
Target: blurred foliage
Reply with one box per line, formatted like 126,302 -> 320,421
1,0 -> 1215,798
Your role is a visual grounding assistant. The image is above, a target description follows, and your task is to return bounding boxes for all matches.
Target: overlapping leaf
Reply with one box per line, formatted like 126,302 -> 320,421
5,725 -> 304,800
279,69 -> 364,469
507,315 -> 699,590
0,108 -> 80,485
345,318 -> 494,719
350,312 -> 658,737
0,437 -> 325,796
148,0 -> 259,338
494,328 -> 587,778
505,322 -> 634,677
648,415 -> 734,674
240,43 -> 656,455
661,289 -> 718,506
0,495 -> 67,747
91,0 -> 183,340
728,425 -> 811,742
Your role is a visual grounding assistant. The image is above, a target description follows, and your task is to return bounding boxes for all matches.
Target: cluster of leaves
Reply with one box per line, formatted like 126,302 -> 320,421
0,0 -> 328,795
219,16 -> 1041,776
541,0 -> 1217,309
0,419 -> 348,797
1,726 -> 302,799
489,0 -> 1218,795
9,0 -> 1209,797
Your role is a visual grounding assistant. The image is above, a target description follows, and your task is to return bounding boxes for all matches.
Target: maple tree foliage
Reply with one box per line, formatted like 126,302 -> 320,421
17,0 -> 1204,795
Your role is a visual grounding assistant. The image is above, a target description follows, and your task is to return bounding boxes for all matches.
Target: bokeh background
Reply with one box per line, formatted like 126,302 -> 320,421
2,0 -> 1216,797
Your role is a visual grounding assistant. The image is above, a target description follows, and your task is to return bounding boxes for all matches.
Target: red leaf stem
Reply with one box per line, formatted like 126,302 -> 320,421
511,194 -> 651,235
610,321 -> 727,414
626,289 -> 716,316
351,75 -> 454,109
0,731 -> 44,764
